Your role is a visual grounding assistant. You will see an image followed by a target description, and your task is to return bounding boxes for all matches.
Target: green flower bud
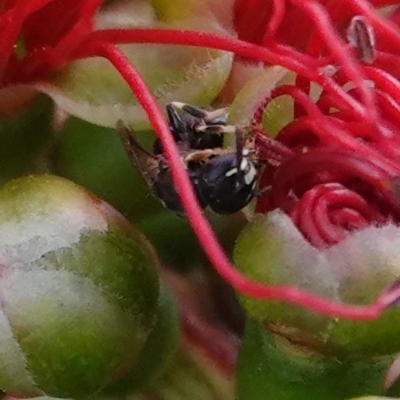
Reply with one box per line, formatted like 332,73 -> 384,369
102,282 -> 179,395
0,175 -> 159,398
237,319 -> 395,400
233,211 -> 400,357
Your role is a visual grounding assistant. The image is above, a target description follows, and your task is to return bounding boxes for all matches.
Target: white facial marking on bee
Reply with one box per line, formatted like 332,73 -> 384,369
242,159 -> 257,185
240,158 -> 248,172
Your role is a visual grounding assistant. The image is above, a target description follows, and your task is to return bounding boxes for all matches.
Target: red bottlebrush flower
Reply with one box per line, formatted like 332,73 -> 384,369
1,0 -> 103,85
0,0 -> 105,114
3,0 -> 400,321
247,3 -> 400,246
233,0 -> 400,50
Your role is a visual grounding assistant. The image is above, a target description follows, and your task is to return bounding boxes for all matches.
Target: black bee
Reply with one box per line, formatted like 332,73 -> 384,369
118,103 -> 260,216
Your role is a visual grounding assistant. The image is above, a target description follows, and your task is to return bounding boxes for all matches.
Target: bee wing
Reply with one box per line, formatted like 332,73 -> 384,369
116,121 -> 160,185
183,148 -> 231,163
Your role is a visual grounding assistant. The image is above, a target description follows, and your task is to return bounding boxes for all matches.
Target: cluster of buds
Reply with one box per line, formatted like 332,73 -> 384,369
2,1 -> 400,399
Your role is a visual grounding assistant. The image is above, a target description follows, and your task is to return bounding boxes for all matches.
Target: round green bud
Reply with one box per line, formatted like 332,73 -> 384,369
234,211 -> 400,357
0,175 -> 159,398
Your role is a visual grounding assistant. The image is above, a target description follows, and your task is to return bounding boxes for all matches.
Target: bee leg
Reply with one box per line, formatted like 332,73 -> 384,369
169,101 -> 228,124
254,185 -> 271,197
195,124 -> 237,136
184,148 -> 230,163
169,101 -> 208,119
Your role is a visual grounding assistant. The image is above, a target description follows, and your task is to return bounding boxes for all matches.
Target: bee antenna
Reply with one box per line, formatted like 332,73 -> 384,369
166,103 -> 186,134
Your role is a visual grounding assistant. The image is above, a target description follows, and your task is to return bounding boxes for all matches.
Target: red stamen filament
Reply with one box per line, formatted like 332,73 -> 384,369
291,183 -> 385,247
71,29 -> 368,120
261,0 -> 286,42
290,0 -> 377,122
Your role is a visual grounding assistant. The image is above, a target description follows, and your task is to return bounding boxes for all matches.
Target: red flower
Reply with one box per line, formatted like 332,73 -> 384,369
245,1 -> 400,248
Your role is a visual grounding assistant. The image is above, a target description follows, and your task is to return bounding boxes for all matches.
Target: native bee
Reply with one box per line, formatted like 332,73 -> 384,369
118,102 -> 261,216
